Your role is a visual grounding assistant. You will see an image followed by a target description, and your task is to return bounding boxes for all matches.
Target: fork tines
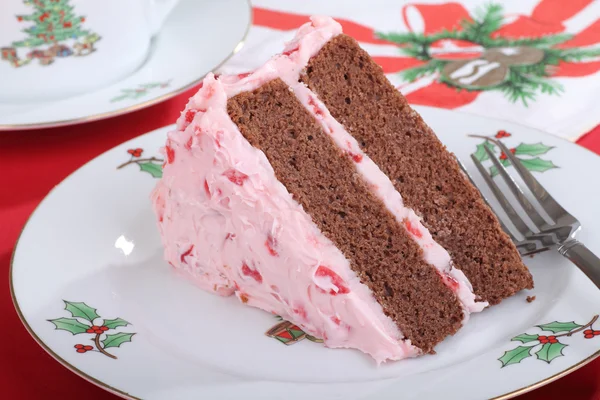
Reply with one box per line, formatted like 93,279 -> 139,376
466,136 -> 578,256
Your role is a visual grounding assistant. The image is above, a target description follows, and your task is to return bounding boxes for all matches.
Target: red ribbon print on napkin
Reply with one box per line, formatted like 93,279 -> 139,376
253,0 -> 600,109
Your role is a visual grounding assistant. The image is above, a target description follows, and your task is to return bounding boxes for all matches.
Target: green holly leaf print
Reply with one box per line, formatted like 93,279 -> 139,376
473,141 -> 495,162
498,345 -> 533,367
48,317 -> 90,335
102,332 -> 136,349
519,157 -> 558,173
536,342 -> 567,363
490,158 -> 511,177
110,94 -> 129,103
536,321 -> 582,334
103,317 -> 130,330
139,162 -> 163,178
512,333 -> 540,343
63,300 -> 100,322
514,143 -> 554,157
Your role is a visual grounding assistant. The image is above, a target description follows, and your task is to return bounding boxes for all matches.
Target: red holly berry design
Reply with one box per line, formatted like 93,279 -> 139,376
499,315 -> 600,367
127,148 -> 143,157
118,149 -> 164,178
583,329 -> 600,339
74,344 -> 94,353
499,148 -> 516,160
49,301 -> 136,360
495,130 -> 511,138
536,335 -> 559,344
88,325 -> 106,334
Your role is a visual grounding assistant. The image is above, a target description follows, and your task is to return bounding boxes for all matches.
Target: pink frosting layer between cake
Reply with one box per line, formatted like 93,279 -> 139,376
152,16 -> 484,363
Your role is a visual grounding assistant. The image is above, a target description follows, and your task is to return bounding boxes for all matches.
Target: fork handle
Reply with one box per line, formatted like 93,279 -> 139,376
558,240 -> 600,289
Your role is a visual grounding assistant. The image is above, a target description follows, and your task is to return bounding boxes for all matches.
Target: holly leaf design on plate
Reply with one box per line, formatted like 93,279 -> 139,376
490,158 -> 510,177
512,333 -> 540,343
519,157 -> 558,173
102,332 -> 136,349
514,142 -> 554,157
536,321 -> 582,334
473,141 -> 495,162
490,157 -> 557,177
499,345 -> 533,367
536,342 -> 567,363
110,94 -> 129,103
48,317 -> 90,335
103,317 -> 130,330
63,300 -> 99,322
138,162 -> 163,178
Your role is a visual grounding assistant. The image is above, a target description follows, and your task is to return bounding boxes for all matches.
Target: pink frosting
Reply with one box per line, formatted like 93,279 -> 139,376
290,84 -> 486,316
152,16 -> 483,363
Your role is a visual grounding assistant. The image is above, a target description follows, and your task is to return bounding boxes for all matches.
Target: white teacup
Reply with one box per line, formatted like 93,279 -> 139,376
0,0 -> 179,103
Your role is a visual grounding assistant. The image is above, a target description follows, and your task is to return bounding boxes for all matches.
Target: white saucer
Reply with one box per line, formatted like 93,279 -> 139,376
11,107 -> 600,399
0,0 -> 251,130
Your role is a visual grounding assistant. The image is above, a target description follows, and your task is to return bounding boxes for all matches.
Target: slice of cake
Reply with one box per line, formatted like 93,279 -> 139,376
152,16 -> 533,363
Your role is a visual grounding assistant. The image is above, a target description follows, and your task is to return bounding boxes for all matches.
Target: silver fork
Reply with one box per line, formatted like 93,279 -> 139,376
460,136 -> 600,289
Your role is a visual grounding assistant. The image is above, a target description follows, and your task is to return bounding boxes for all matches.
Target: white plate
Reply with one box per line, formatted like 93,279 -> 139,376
0,0 -> 251,130
11,107 -> 600,399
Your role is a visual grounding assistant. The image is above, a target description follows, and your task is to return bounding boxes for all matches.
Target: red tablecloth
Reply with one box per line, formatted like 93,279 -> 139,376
2,88 -> 600,398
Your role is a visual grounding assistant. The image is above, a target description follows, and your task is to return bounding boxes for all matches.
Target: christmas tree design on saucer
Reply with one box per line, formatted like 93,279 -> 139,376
1,0 -> 101,67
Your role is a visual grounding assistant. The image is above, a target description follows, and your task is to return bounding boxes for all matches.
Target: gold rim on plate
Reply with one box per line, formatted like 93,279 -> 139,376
10,199 -> 600,399
9,107 -> 600,400
0,0 -> 252,131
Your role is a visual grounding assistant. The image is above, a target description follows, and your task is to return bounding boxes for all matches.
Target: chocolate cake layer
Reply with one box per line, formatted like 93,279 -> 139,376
228,78 -> 464,352
303,34 -> 533,305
